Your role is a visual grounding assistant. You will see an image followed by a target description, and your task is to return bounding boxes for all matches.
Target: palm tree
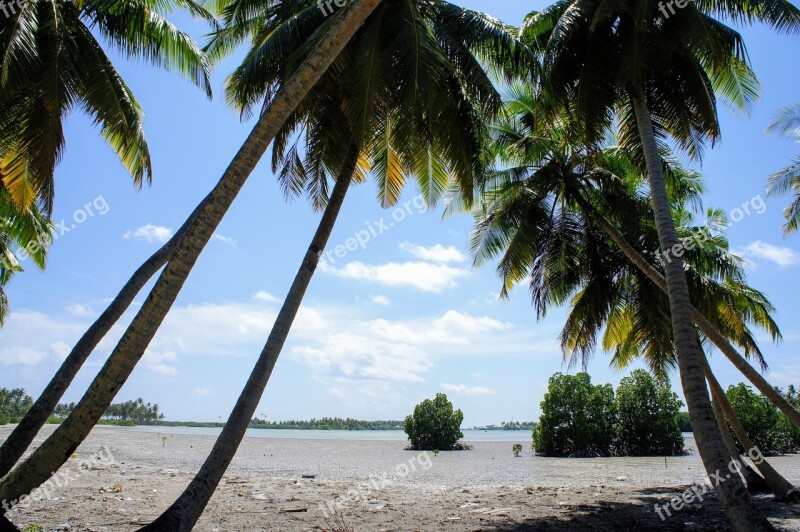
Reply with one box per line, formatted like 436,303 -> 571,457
766,102 -> 800,235
0,0 -> 215,478
0,0 -> 213,214
0,0 -> 386,513
143,0 -> 531,527
472,129 -> 798,500
521,0 -> 799,526
465,85 -> 800,431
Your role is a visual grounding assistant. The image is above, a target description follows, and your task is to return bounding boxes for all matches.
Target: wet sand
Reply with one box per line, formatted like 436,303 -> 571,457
2,425 -> 800,530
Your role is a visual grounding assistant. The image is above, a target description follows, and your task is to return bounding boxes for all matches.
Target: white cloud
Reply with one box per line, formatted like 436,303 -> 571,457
254,291 -> 278,302
734,240 -> 800,268
123,224 -> 173,243
320,261 -> 470,293
213,234 -> 237,247
194,388 -> 211,396
65,304 -> 95,318
370,295 -> 391,306
0,310 -> 87,367
142,348 -> 179,376
400,242 -> 465,263
0,299 -> 550,406
440,383 -> 495,395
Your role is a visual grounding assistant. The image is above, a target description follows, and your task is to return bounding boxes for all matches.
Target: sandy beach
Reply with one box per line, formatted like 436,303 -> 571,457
2,425 -> 800,531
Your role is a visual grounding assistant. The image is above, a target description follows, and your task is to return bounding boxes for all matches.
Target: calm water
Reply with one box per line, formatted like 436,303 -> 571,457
131,426 -> 536,442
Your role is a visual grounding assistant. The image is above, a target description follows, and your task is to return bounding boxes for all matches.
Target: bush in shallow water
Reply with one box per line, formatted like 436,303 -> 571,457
404,393 -> 464,450
614,370 -> 684,456
532,373 -> 615,457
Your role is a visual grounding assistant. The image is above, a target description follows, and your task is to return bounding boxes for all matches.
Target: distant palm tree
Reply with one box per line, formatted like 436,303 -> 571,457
144,0 -> 532,527
767,103 -> 800,235
0,0 -> 215,480
522,0 -> 799,525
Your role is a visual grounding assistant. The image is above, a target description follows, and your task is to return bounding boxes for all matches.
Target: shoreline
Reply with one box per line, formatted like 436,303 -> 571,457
2,425 -> 799,530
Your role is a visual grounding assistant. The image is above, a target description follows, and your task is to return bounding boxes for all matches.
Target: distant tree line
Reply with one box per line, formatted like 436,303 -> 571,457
0,388 -> 33,424
248,417 -> 404,430
55,398 -> 164,425
533,371 -> 684,457
473,421 -> 537,431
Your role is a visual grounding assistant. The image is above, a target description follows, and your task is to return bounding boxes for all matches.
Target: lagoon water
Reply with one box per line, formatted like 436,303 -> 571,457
133,426 -> 696,445
133,426 -> 538,442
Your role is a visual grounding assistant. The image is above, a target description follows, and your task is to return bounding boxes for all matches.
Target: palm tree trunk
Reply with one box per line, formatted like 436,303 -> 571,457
573,190 -> 798,499
0,205 -> 200,480
0,0 -> 382,512
571,192 -> 800,429
709,382 -> 771,493
630,88 -> 772,531
142,145 -> 359,531
702,358 -> 799,500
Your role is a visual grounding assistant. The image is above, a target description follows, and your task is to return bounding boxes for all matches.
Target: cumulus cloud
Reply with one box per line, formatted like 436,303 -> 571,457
123,224 -> 173,243
254,291 -> 278,302
370,295 -> 391,306
213,234 -> 237,247
733,241 -> 800,268
440,383 -> 495,395
400,242 -> 465,263
320,261 -> 469,293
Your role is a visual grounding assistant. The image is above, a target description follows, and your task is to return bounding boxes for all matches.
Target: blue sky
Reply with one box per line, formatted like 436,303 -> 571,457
1,0 -> 799,427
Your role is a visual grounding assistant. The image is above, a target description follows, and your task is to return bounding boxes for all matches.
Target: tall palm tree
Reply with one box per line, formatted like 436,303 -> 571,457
0,0 -> 386,511
0,0 -> 215,479
472,129 -> 798,500
143,0 -> 531,527
766,102 -> 800,235
463,85 -> 800,431
522,1 -> 799,526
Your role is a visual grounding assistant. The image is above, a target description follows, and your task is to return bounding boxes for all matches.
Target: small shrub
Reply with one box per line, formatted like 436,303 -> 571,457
0,415 -> 9,425
512,443 -> 523,457
404,393 -> 464,450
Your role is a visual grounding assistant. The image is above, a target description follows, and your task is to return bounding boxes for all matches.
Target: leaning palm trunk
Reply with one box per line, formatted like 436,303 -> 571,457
571,193 -> 800,428
631,89 -> 771,531
574,190 -> 800,500
0,0 -> 382,512
142,146 -> 359,531
702,358 -> 799,500
0,206 -> 201,480
708,380 -> 770,493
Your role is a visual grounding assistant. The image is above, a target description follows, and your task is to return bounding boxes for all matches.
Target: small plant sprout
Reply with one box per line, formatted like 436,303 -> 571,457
512,443 -> 523,457
433,449 -> 440,457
